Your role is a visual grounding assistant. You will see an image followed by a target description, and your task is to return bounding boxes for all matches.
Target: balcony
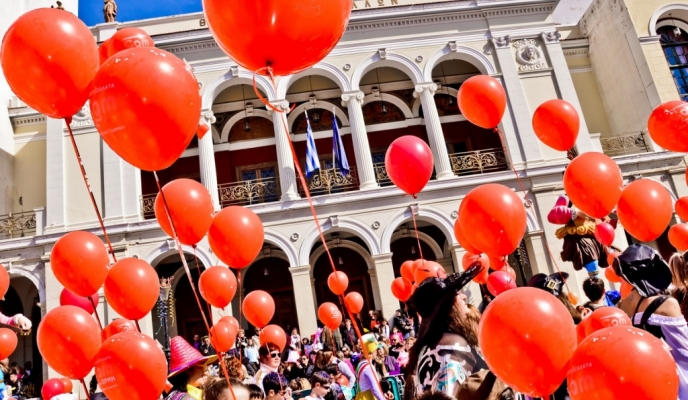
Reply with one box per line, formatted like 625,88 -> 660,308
600,132 -> 650,157
449,148 -> 509,176
141,194 -> 156,220
299,166 -> 359,196
374,162 -> 393,187
0,210 -> 39,239
219,177 -> 280,208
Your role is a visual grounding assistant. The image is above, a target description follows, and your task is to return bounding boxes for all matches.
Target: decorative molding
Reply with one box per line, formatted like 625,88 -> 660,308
450,210 -> 458,219
541,31 -> 561,43
11,115 -> 47,127
13,133 -> 47,144
290,233 -> 300,242
569,66 -> 593,74
513,38 -> 548,71
341,91 -> 365,107
448,41 -> 458,52
491,35 -> 511,48
346,11 -> 485,32
378,48 -> 387,60
483,4 -> 555,18
329,215 -> 340,228
413,82 -> 438,98
372,221 -> 380,230
343,64 -> 352,71
230,66 -> 239,77
415,55 -> 424,63
165,41 -> 218,55
639,35 -> 661,44
69,102 -> 94,128
562,48 -> 589,58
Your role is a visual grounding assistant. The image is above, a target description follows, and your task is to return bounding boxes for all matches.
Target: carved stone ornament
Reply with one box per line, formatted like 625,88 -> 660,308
372,221 -> 381,230
343,64 -> 351,71
542,31 -> 561,43
290,233 -> 300,242
492,35 -> 510,49
513,39 -> 547,72
450,210 -> 458,219
70,102 -> 94,128
341,91 -> 364,107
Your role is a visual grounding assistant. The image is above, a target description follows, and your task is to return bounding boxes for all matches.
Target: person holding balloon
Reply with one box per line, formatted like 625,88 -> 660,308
251,344 -> 283,393
165,336 -> 218,400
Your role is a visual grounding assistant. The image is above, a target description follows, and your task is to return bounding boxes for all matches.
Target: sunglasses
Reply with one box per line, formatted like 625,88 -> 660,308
270,352 -> 280,359
322,386 -> 331,391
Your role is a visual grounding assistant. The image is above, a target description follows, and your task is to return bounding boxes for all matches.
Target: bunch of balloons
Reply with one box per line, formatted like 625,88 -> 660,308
391,259 -> 446,302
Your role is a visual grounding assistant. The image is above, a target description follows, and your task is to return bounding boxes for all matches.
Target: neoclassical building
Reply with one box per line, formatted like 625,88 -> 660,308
1,0 -> 688,389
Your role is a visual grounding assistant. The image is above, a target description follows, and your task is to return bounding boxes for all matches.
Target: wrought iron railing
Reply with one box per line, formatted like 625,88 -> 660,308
449,148 -> 509,175
219,177 -> 280,207
373,162 -> 393,187
0,211 -> 37,238
141,194 -> 156,220
300,166 -> 359,196
600,132 -> 650,156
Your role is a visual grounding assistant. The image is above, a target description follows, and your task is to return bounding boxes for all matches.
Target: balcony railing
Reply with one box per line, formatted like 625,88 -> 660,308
0,211 -> 37,239
141,194 -> 156,220
373,163 -> 393,187
299,166 -> 359,196
600,132 -> 650,157
219,177 -> 280,207
449,148 -> 509,175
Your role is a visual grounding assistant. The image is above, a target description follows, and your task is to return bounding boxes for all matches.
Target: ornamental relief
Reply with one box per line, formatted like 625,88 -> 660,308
512,39 -> 548,72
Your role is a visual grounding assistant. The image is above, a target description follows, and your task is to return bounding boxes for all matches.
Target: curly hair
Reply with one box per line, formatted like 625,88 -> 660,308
222,356 -> 244,380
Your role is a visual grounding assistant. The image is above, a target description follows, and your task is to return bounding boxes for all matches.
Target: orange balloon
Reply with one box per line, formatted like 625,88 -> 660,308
462,252 -> 490,270
259,324 -> 287,352
488,255 -> 506,271
90,47 -> 201,171
669,223 -> 688,251
210,321 -> 237,353
345,292 -> 364,314
0,266 -> 9,300
583,307 -> 632,338
568,292 -> 579,305
647,100 -> 688,152
208,206 -> 264,268
59,378 -> 73,394
454,221 -> 481,255
532,99 -> 580,151
102,319 -> 137,343
563,152 -> 623,218
197,122 -> 210,140
457,75 -> 507,129
391,277 -> 413,302
107,27 -> 154,58
203,0 -> 351,76
95,331 -> 168,400
51,231 -> 110,297
199,266 -> 238,309
567,327 -> 678,399
328,271 -> 349,296
318,302 -> 343,330
400,261 -> 415,283
604,266 -> 621,283
617,179 -> 673,242
459,184 -> 527,256
607,251 -> 621,269
478,287 -> 576,397
0,8 -> 98,118
154,179 -> 214,246
220,315 -> 240,336
104,258 -> 159,321
620,281 -> 633,298
414,260 -> 446,284
242,290 -> 275,328
38,306 -> 101,379
676,196 -> 688,221
0,328 -> 17,360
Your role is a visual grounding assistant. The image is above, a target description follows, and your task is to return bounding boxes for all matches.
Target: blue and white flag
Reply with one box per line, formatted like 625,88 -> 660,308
305,111 -> 321,179
332,109 -> 350,175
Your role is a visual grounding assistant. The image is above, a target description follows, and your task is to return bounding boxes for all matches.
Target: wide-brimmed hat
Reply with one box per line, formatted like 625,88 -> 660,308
614,244 -> 672,297
527,272 -> 569,297
168,336 -> 218,377
410,264 -> 483,319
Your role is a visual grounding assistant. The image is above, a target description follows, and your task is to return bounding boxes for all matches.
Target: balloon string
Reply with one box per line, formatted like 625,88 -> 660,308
135,320 -> 142,333
237,270 -> 243,363
153,171 -> 212,334
65,118 -> 118,263
80,379 -> 89,400
545,244 -> 573,297
88,297 -> 103,331
217,351 -> 238,400
192,245 -> 214,320
494,128 -> 531,207
410,210 -> 425,264
252,68 -> 382,395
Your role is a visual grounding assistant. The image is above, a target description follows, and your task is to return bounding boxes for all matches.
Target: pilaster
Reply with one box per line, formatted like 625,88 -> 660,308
370,253 -> 398,320
45,118 -> 66,232
290,265 -> 318,336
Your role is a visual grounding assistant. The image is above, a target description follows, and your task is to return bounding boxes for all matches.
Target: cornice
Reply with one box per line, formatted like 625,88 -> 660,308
563,48 -> 589,58
11,115 -> 46,127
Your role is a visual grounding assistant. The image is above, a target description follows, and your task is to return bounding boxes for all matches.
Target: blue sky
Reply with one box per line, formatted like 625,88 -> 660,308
79,0 -> 202,27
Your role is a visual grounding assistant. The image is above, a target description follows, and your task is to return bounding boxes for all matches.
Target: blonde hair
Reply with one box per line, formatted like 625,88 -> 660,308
670,252 -> 688,288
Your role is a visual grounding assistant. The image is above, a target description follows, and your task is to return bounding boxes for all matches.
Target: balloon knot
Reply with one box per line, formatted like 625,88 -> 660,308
65,116 -> 72,125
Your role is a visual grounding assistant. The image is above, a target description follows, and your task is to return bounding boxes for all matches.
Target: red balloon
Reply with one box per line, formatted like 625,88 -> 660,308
197,122 -> 210,140
90,47 -> 200,171
503,265 -> 517,281
567,327 -> 678,399
51,231 -> 110,297
0,266 -> 9,301
454,221 -> 481,255
0,8 -> 98,119
59,289 -> 99,315
607,251 -> 621,269
400,261 -> 415,283
99,39 -> 113,66
605,266 -> 621,283
59,378 -> 73,394
583,307 -> 632,338
532,99 -> 580,151
208,206 -> 264,268
203,0 -> 351,76
473,266 -> 490,285
563,152 -> 622,218
576,321 -> 588,346
345,292 -> 364,314
210,321 -> 237,353
95,331 -> 168,400
104,258 -> 159,321
488,255 -> 507,271
457,75 -> 507,129
102,319 -> 138,342
219,316 -> 240,335
676,196 -> 688,221
328,271 -> 349,296
385,136 -> 434,196
42,378 -> 66,400
462,252 -> 490,270
647,100 -> 688,152
199,266 -> 238,309
259,324 -> 287,352
594,222 -> 615,247
414,260 -> 446,283
617,179 -> 673,242
486,271 -> 516,297
155,179 -> 214,246
459,184 -> 527,256
38,305 -> 101,379
479,287 -> 576,397
107,27 -> 154,57
391,278 -> 413,302
0,328 -> 17,359
318,302 -> 343,330
620,281 -> 633,298
242,290 -> 275,328
669,223 -> 688,251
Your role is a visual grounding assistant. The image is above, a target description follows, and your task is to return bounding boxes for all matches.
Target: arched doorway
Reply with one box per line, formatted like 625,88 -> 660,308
389,222 -> 446,277
243,256 -> 298,332
4,277 -> 42,388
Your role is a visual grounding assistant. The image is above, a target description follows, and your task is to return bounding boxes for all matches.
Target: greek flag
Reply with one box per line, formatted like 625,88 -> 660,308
332,108 -> 350,175
305,111 -> 321,179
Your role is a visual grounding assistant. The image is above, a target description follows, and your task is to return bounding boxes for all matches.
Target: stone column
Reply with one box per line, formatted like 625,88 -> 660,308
270,101 -> 300,201
341,91 -> 378,190
290,265 -> 318,335
371,253 -> 398,320
199,111 -> 221,211
523,231 -> 551,277
415,83 -> 454,180
45,118 -> 66,232
448,244 -> 483,308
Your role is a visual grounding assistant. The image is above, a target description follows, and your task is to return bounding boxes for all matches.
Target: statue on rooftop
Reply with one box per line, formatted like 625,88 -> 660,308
51,1 -> 65,10
104,0 -> 117,23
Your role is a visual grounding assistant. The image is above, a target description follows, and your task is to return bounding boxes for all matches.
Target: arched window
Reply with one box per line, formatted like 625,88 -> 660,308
659,25 -> 688,100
